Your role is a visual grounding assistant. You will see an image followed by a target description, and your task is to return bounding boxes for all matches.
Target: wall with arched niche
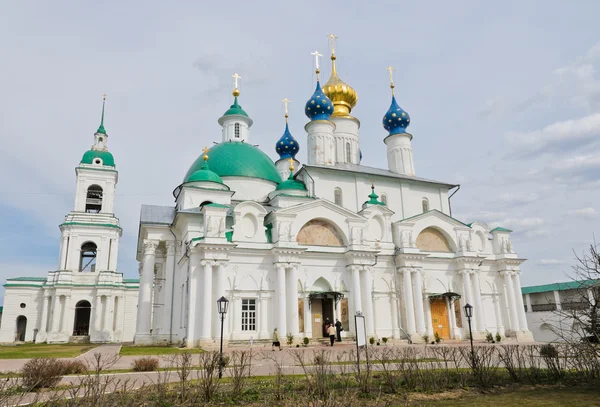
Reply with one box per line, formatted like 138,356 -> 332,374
416,227 -> 452,252
296,219 -> 345,246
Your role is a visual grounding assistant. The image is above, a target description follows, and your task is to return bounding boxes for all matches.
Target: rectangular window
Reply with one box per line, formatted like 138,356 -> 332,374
241,299 -> 257,331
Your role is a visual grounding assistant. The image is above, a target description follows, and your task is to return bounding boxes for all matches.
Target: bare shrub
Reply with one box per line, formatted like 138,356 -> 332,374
194,351 -> 221,402
291,349 -> 336,399
21,358 -> 64,390
498,345 -> 528,383
61,360 -> 87,375
262,350 -> 287,401
227,350 -> 253,397
540,344 -> 567,381
131,357 -> 159,372
166,351 -> 194,402
458,345 -> 499,387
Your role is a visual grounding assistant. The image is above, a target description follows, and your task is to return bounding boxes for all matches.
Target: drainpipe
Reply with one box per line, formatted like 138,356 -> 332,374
448,185 -> 460,217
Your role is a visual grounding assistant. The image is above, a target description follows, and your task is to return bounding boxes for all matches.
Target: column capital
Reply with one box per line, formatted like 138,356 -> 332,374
216,260 -> 229,268
143,239 -> 159,255
499,270 -> 514,277
200,259 -> 216,267
165,240 -> 178,255
347,264 -> 362,272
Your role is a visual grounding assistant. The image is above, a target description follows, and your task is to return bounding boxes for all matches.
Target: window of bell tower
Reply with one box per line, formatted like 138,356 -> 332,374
85,185 -> 103,213
79,242 -> 97,272
234,123 -> 240,138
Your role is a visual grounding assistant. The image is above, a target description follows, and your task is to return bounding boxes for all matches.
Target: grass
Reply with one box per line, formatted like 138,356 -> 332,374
423,386 -> 599,406
0,343 -> 97,359
119,345 -> 205,356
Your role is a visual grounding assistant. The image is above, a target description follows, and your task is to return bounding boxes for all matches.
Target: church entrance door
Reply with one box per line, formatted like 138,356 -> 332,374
310,298 -> 334,338
430,299 -> 450,339
16,316 -> 27,341
73,300 -> 91,336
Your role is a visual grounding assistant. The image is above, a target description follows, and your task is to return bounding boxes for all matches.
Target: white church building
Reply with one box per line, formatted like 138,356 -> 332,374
0,42 -> 533,346
134,47 -> 533,347
0,100 -> 139,344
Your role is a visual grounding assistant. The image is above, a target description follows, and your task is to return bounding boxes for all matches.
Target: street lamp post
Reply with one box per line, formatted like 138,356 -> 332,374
463,303 -> 475,368
217,296 -> 229,379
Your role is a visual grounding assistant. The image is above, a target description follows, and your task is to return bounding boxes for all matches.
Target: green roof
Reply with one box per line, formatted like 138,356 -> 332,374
0,306 -> 3,313
81,150 -> 115,167
522,279 -> 599,295
204,203 -> 230,208
124,278 -> 140,283
491,226 -> 513,233
364,186 -> 385,206
184,142 -> 281,184
276,171 -> 307,191
223,96 -> 248,117
7,277 -> 47,282
186,161 -> 224,185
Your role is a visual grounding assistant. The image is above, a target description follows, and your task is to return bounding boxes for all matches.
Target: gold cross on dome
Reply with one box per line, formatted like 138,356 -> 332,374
288,157 -> 295,171
232,73 -> 241,89
311,50 -> 323,70
386,66 -> 395,86
282,98 -> 291,116
102,93 -> 107,101
327,33 -> 338,55
202,146 -> 210,161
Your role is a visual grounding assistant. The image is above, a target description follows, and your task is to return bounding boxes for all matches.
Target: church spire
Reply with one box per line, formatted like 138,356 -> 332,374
96,94 -> 107,135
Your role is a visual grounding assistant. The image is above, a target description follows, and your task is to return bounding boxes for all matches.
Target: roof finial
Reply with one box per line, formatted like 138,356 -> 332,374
202,146 -> 210,162
97,93 -> 107,134
327,33 -> 338,75
288,157 -> 295,172
311,50 -> 323,80
282,98 -> 291,123
386,66 -> 396,96
232,73 -> 241,97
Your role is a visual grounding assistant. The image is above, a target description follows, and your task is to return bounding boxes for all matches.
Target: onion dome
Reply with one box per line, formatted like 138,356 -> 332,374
222,95 -> 249,118
305,80 -> 333,121
322,54 -> 358,117
383,95 -> 410,135
276,161 -> 307,191
81,150 -> 115,167
186,148 -> 224,185
364,184 -> 385,206
276,111 -> 299,159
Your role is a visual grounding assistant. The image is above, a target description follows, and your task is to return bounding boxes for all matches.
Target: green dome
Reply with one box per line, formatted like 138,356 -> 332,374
81,150 -> 115,167
186,162 -> 224,185
184,142 -> 281,184
223,97 -> 248,117
276,172 -> 306,191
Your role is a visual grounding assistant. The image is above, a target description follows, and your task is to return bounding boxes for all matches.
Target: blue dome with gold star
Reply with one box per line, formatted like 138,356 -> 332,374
276,122 -> 299,159
305,81 -> 333,121
383,95 -> 410,135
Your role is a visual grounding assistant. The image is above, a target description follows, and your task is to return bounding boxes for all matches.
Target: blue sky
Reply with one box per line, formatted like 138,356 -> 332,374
1,0 -> 600,302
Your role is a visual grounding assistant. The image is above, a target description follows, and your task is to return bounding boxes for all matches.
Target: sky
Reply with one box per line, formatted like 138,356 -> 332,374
1,0 -> 599,302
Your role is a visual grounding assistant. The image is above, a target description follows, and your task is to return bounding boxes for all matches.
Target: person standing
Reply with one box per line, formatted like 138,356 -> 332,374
327,324 -> 336,346
335,319 -> 343,342
272,328 -> 282,351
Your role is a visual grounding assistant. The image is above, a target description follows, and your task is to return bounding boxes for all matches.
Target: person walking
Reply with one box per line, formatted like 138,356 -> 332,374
335,319 -> 343,342
272,328 -> 282,351
327,324 -> 336,346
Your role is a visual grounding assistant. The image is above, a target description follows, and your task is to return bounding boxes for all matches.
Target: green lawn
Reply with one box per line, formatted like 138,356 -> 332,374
119,346 -> 205,356
421,386 -> 599,407
0,343 -> 97,359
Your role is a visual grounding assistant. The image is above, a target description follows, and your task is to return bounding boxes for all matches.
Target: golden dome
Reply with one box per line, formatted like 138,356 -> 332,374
322,54 -> 358,117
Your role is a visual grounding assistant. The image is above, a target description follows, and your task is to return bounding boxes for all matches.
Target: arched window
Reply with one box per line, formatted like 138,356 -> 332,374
422,198 -> 429,212
85,185 -> 103,213
73,300 -> 91,336
334,188 -> 343,206
234,123 -> 240,138
345,143 -> 351,163
380,194 -> 387,205
79,242 -> 97,272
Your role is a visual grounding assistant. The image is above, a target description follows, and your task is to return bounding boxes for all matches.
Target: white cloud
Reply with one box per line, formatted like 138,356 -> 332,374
567,207 -> 598,219
538,259 -> 565,265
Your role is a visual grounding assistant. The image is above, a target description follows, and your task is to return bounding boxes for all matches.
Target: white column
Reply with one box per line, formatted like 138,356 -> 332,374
512,272 -> 528,330
259,294 -> 269,339
412,270 -> 426,335
66,235 -> 79,271
105,295 -> 114,337
288,265 -> 299,336
493,294 -> 504,335
303,294 -> 312,337
50,295 -> 61,333
93,295 -> 102,334
402,268 -> 416,334
162,241 -> 176,336
446,297 -> 456,339
350,265 -> 362,333
525,294 -> 532,313
39,294 -> 50,335
213,261 -> 227,338
471,271 -> 486,332
59,236 -> 68,270
276,264 -> 287,335
200,261 -> 213,341
62,295 -> 72,334
553,290 -> 562,311
503,271 -> 519,331
114,296 -> 123,335
460,271 -> 475,330
187,252 -> 200,347
108,238 -> 119,271
424,296 -> 433,336
361,268 -> 374,335
390,292 -> 400,339
136,239 -> 158,336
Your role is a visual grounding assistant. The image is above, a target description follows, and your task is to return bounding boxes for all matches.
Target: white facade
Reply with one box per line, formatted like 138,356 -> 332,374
0,120 -> 138,344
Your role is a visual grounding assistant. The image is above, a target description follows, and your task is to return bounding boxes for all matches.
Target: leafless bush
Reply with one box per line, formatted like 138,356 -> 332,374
262,350 -> 287,401
291,349 -> 336,398
165,351 -> 194,402
458,345 -> 499,387
378,347 -> 401,394
131,357 -> 159,372
193,351 -> 221,402
498,345 -> 528,382
350,347 -> 373,394
21,358 -> 64,390
61,360 -> 87,375
227,350 -> 253,397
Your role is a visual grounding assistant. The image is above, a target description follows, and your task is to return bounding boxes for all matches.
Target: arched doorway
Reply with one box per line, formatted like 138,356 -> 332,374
16,316 -> 27,341
308,278 -> 343,339
73,300 -> 91,336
